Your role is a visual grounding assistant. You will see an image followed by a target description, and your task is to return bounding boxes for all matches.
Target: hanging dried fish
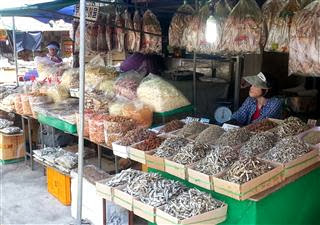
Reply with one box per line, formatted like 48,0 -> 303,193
271,117 -> 309,139
177,121 -> 210,139
105,5 -> 116,51
114,11 -> 125,52
133,10 -> 142,52
106,169 -> 143,187
195,125 -> 225,145
171,143 -> 211,165
239,131 -> 277,158
193,145 -> 239,175
261,136 -> 312,163
153,137 -> 190,158
215,128 -> 252,147
142,10 -> 162,54
123,9 -> 136,52
222,158 -> 274,184
160,188 -> 225,220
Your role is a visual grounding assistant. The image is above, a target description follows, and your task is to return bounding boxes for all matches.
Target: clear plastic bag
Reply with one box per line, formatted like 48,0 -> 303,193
220,0 -> 266,54
0,126 -> 22,134
89,114 -> 109,143
265,0 -> 300,53
142,10 -> 162,54
262,0 -> 287,32
47,85 -> 70,103
29,94 -> 53,118
122,101 -> 153,128
169,3 -> 195,49
108,98 -> 129,116
124,9 -> 136,52
76,110 -> 95,137
21,94 -> 32,115
114,11 -> 125,52
114,71 -> 144,100
60,68 -> 79,89
289,1 -> 320,76
35,56 -> 61,81
137,74 -> 190,113
105,5 -> 116,51
14,94 -> 23,114
0,118 -> 14,129
133,10 -> 142,52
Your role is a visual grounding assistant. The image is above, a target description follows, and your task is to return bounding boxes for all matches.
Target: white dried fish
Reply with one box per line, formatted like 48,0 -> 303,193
106,169 -> 143,187
171,143 -> 211,165
154,137 -> 189,158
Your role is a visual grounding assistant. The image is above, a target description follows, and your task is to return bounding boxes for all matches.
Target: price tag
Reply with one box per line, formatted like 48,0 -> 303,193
222,123 -> 239,131
307,119 -> 317,127
75,4 -> 100,21
200,118 -> 210,124
185,117 -> 200,124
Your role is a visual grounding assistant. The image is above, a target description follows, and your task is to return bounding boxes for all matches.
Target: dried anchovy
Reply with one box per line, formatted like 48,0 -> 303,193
177,121 -> 209,138
124,173 -> 162,197
106,169 -> 143,187
215,128 -> 252,147
193,145 -> 238,175
245,119 -> 278,133
271,117 -> 309,139
262,136 -> 311,163
223,158 -> 274,184
239,131 -> 277,158
0,118 -> 13,129
303,131 -> 320,145
171,143 -> 210,165
118,128 -> 157,146
153,137 -> 190,158
82,165 -> 110,184
159,120 -> 185,133
160,188 -> 224,220
195,125 -> 225,145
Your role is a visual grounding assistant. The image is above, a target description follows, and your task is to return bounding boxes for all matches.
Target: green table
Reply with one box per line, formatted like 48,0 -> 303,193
148,166 -> 320,225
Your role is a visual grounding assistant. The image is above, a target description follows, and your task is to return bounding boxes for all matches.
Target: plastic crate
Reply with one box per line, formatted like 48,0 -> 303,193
47,167 -> 71,206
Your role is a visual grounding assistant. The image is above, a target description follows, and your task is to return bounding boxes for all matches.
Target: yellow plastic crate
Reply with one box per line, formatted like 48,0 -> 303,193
47,167 -> 71,206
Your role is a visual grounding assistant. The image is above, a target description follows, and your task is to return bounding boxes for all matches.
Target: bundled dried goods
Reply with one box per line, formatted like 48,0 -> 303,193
195,125 -> 225,145
0,119 -> 14,129
114,11 -> 125,52
133,10 -> 142,52
262,0 -> 287,32
0,126 -> 22,134
97,16 -> 107,52
123,9 -> 135,52
105,5 -> 116,51
142,10 -> 162,54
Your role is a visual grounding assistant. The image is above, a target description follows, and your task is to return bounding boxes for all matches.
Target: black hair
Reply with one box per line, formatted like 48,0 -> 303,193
262,74 -> 278,98
47,41 -> 60,49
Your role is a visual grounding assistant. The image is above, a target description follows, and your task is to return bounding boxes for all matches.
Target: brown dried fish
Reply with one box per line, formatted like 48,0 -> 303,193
159,120 -> 185,134
177,121 -> 210,138
118,128 -> 156,146
271,117 -> 309,139
215,128 -> 252,147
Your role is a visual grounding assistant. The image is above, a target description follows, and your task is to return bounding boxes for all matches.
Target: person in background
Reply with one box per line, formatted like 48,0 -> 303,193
230,72 -> 283,126
46,41 -> 62,64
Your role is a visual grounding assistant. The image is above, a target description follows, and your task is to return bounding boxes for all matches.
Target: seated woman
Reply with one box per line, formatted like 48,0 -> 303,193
231,72 -> 283,126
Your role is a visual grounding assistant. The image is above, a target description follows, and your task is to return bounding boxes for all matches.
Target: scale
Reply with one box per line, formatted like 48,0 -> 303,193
214,106 -> 232,124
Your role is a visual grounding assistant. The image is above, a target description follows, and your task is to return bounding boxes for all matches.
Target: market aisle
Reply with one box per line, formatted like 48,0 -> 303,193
0,161 -> 74,224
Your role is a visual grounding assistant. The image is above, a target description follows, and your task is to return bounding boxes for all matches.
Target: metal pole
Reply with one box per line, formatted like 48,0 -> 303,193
234,56 -> 241,111
77,0 -> 86,224
192,0 -> 198,114
12,16 -> 19,86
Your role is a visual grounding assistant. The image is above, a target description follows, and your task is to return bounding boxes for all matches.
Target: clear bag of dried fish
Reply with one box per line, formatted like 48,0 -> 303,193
153,136 -> 190,158
171,143 -> 210,165
271,116 -> 309,139
177,121 -> 209,139
222,157 -> 274,184
106,169 -> 143,187
159,188 -> 225,220
114,11 -> 125,52
215,127 -> 252,147
239,131 -> 277,158
0,118 -> 14,129
192,145 -> 239,175
262,0 -> 287,32
195,125 -> 225,145
0,126 -> 22,134
261,136 -> 311,163
55,152 -> 78,170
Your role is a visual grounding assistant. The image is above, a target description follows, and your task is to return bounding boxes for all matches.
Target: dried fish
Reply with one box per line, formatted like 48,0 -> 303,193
193,145 -> 239,175
245,119 -> 278,133
106,169 -> 143,187
159,120 -> 185,134
177,121 -> 209,138
261,136 -> 311,163
239,131 -> 277,158
153,137 -> 190,158
118,128 -> 156,146
195,125 -> 225,145
0,118 -> 13,129
171,143 -> 210,165
0,126 -> 22,134
215,128 -> 252,147
134,136 -> 166,151
223,158 -> 274,184
303,131 -> 320,146
271,117 -> 309,139
160,188 -> 224,220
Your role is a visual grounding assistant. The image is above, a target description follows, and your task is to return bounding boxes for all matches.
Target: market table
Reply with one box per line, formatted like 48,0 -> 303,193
147,163 -> 320,225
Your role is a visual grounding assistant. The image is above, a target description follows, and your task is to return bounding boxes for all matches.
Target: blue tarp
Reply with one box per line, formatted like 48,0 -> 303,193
7,31 -> 42,52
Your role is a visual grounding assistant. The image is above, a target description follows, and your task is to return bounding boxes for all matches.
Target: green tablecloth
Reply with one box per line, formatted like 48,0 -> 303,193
148,167 -> 320,225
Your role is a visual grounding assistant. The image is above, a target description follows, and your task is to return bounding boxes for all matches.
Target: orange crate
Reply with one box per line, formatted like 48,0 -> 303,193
46,167 -> 71,206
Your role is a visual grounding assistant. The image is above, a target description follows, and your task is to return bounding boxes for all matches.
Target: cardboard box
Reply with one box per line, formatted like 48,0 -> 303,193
165,159 -> 187,180
112,141 -> 129,159
133,199 -> 156,223
187,167 -> 213,190
0,133 -> 25,160
113,186 -> 134,211
146,152 -> 165,172
213,164 -> 284,200
156,204 -> 228,225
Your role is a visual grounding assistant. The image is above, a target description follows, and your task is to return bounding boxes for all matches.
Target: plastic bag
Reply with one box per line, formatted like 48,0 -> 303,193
114,71 -> 144,100
133,10 -> 142,52
142,10 -> 162,54
47,85 -> 70,103
14,94 -> 23,114
137,74 -> 190,113
76,110 -> 95,137
29,94 -> 53,118
97,16 -> 107,52
55,152 -> 78,170
21,94 -> 32,115
0,118 -> 14,129
300,0 -> 315,8
89,114 -> 109,143
289,1 -> 320,76
123,9 -> 136,52
60,68 -> 79,89
114,11 -> 125,52
182,11 -> 198,52
35,56 -> 61,81
97,80 -> 115,95
0,126 -> 22,134
169,3 -> 195,49
220,0 -> 266,54
122,101 -> 153,128
105,5 -> 116,51
108,98 -> 129,116
265,0 -> 300,53
262,0 -> 287,32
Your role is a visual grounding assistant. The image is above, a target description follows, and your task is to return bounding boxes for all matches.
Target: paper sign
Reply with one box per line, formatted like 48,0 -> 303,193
222,123 -> 239,131
75,4 -> 99,21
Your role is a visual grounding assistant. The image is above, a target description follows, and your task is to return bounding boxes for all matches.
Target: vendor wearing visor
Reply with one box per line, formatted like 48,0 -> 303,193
230,72 -> 283,126
46,41 -> 62,64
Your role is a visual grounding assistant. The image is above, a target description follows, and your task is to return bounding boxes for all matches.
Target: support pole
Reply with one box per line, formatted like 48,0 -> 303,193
192,0 -> 198,115
76,0 -> 86,224
234,56 -> 242,111
12,16 -> 19,86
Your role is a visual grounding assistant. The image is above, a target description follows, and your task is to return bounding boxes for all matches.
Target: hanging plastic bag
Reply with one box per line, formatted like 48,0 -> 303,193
300,0 -> 315,8
47,85 -> 70,103
182,10 -> 199,52
289,1 -> 320,76
76,110 -> 95,137
262,0 -> 287,33
169,3 -> 194,49
265,0 -> 300,53
97,15 -> 107,52
114,71 -> 144,100
220,0 -> 266,54
123,9 -> 136,52
133,10 -> 142,52
122,101 -> 153,128
137,74 -> 190,113
142,10 -> 162,54
114,11 -> 125,52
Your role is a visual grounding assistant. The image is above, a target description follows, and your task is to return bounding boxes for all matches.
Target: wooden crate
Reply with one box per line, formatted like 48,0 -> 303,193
113,187 -> 133,211
165,159 -> 187,180
146,152 -> 165,172
187,167 -> 214,190
47,167 -> 71,206
133,199 -> 156,223
0,133 -> 25,160
96,178 -> 114,201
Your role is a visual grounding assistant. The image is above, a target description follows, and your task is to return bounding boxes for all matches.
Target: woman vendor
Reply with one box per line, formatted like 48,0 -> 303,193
230,72 -> 283,126
46,41 -> 62,64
